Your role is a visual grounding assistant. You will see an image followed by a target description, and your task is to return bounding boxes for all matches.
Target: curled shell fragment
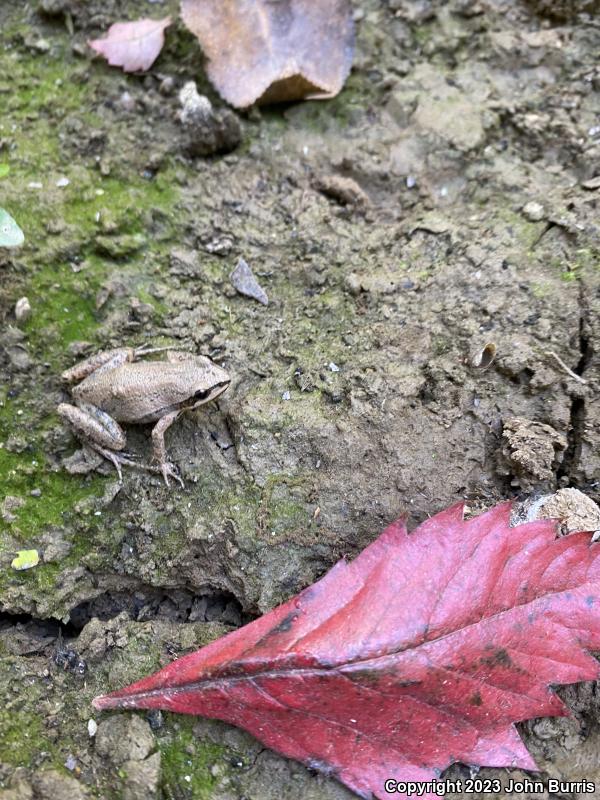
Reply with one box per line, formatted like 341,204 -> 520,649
470,342 -> 497,370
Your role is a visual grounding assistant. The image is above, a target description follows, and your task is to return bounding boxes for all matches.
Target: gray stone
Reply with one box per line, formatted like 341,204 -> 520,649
122,752 -> 161,800
95,716 -> 155,766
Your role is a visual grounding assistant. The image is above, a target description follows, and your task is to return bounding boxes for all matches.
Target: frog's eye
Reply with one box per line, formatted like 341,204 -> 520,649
1,225 -> 9,234
193,388 -> 210,400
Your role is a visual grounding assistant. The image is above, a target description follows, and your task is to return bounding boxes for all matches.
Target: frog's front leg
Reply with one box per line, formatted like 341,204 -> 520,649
58,401 -> 128,481
151,411 -> 184,488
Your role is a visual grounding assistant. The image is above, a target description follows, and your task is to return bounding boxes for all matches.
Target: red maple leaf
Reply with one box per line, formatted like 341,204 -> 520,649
93,502 -> 600,799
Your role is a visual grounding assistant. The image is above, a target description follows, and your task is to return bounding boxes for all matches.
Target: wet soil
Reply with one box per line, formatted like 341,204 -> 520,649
0,0 -> 599,798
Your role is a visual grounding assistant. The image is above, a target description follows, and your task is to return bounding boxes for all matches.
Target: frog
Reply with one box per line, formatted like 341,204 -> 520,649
0,208 -> 24,248
58,347 -> 231,486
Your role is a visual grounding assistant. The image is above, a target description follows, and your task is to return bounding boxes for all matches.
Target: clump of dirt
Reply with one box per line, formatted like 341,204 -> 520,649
530,487 -> 600,534
313,174 -> 371,209
177,81 -> 242,157
499,416 -> 567,490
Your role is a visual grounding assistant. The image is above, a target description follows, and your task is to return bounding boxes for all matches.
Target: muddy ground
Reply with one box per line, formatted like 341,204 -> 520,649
0,0 -> 599,798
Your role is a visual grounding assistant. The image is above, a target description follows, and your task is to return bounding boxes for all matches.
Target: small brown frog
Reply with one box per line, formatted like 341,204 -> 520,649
58,347 -> 230,486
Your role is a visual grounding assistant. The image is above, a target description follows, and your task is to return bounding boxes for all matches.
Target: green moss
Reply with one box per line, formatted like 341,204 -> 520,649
0,392 -> 102,524
256,472 -> 315,541
0,384 -> 106,601
0,708 -> 57,768
158,716 -> 235,800
5,161 -> 179,369
560,269 -> 578,282
433,336 -> 452,356
0,448 -> 92,532
573,246 -> 600,273
151,476 -> 261,575
136,286 -> 168,319
0,40 -> 91,180
0,84 -> 182,602
531,281 -> 551,298
495,208 -> 544,252
551,247 -> 600,283
413,23 -> 435,46
23,275 -> 100,356
6,58 -> 87,119
2,28 -> 180,364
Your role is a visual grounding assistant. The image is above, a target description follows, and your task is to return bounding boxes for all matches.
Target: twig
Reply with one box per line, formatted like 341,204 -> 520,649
545,351 -> 587,384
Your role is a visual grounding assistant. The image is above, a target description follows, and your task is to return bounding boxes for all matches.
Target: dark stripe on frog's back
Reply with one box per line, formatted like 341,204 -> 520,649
73,361 -> 204,423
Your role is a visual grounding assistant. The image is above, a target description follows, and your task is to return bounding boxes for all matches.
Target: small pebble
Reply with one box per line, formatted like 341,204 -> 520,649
88,719 -> 98,737
119,91 -> 136,112
159,76 -> 175,95
56,177 -> 70,187
179,81 -> 212,123
328,362 -> 340,372
64,755 -> 77,771
39,0 -> 70,13
15,297 -> 32,322
30,488 -> 42,497
282,391 -> 291,401
581,175 -> 600,190
230,258 -> 269,305
146,709 -> 164,730
522,201 -> 545,222
32,38 -> 51,53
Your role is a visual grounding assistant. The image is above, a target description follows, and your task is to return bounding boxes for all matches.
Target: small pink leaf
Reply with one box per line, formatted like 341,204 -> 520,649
88,17 -> 171,73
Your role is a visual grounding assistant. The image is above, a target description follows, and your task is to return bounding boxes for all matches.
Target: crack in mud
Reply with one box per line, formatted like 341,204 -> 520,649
71,585 -> 246,629
557,280 -> 592,485
0,609 -> 79,638
1,585 -> 247,642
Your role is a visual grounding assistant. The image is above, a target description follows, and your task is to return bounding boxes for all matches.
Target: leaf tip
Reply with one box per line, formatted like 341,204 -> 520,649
92,693 -> 118,711
87,37 -> 102,55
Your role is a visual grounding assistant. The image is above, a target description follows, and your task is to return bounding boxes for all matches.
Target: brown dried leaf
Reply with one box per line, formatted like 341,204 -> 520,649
88,17 -> 171,73
180,0 -> 354,108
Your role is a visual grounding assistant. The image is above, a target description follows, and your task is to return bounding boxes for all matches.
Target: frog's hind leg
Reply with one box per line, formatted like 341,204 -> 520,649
87,444 -> 160,483
58,402 -> 127,450
61,348 -> 135,384
58,402 -> 178,484
150,410 -> 184,487
85,443 -> 125,482
133,345 -> 172,360
164,350 -> 196,363
58,401 -> 128,481
84,443 -> 169,484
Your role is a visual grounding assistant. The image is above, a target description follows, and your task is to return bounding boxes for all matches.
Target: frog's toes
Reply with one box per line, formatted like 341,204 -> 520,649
91,444 -> 124,482
161,461 -> 184,488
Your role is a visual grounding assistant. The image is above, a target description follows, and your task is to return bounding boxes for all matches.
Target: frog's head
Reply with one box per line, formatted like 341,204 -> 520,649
0,208 -> 24,248
190,356 -> 231,408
